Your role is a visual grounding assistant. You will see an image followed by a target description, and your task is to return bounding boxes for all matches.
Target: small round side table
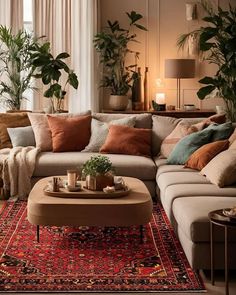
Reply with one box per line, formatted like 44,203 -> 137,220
208,209 -> 236,295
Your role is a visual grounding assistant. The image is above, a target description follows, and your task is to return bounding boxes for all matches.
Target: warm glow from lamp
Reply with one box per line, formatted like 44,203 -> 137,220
156,93 -> 166,104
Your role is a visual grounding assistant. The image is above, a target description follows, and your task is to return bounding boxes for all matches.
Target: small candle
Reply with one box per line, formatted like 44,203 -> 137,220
67,170 -> 77,187
156,93 -> 166,104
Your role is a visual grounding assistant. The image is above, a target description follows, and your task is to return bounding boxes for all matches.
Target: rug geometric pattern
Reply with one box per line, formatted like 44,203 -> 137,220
0,201 -> 205,292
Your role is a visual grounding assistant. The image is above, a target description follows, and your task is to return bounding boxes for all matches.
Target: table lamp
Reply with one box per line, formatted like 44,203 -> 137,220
165,59 -> 195,109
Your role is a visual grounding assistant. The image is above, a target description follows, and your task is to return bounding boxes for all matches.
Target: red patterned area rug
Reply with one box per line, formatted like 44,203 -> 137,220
0,201 -> 205,292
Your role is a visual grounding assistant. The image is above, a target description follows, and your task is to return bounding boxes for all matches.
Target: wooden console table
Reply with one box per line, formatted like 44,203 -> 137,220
102,109 -> 216,118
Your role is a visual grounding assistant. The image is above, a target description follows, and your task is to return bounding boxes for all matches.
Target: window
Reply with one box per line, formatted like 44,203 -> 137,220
23,0 -> 33,32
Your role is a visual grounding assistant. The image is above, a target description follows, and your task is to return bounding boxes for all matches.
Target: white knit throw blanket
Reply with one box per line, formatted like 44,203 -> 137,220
0,146 -> 40,199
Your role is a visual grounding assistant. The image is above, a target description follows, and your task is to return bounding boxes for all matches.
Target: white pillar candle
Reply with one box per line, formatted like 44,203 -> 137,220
67,170 -> 77,187
155,93 -> 166,104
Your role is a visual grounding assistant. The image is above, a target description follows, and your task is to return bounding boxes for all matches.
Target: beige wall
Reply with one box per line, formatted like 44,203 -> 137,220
100,0 -> 232,111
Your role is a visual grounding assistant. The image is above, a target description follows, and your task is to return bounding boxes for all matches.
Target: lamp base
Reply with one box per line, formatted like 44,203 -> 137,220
152,100 -> 166,111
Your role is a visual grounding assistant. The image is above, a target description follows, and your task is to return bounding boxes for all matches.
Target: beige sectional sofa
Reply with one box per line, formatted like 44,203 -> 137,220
4,112 -> 236,270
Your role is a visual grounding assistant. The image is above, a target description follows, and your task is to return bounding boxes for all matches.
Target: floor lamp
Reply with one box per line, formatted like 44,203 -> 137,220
165,59 -> 195,109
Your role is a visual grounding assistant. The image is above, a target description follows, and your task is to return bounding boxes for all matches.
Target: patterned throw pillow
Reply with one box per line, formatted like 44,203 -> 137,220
82,117 -> 136,152
160,121 -> 202,158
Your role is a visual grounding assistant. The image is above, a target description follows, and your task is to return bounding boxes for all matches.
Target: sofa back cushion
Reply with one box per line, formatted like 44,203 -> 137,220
47,115 -> 91,152
28,111 -> 91,151
100,125 -> 152,157
92,113 -> 152,129
152,115 -> 180,156
0,112 -> 31,149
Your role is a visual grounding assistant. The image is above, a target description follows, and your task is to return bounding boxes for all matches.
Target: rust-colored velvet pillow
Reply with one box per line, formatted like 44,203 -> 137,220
100,125 -> 151,157
185,139 -> 229,170
47,115 -> 91,152
0,112 -> 31,149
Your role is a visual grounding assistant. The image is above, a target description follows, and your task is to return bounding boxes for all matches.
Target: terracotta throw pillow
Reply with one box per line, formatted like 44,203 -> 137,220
188,114 -> 226,133
100,125 -> 151,157
185,140 -> 229,170
28,111 -> 91,151
47,115 -> 91,152
0,112 -> 31,149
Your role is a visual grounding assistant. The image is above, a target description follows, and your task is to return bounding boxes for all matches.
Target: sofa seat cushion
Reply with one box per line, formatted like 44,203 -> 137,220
155,163 -> 196,179
161,183 -> 236,223
157,170 -> 210,193
173,196 -> 236,243
33,152 -> 156,180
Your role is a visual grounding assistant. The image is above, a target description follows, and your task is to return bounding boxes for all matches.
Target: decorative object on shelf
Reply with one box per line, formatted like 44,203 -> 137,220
94,11 -> 147,111
186,3 -> 197,21
165,59 -> 195,110
131,66 -> 142,109
82,155 -> 114,191
152,101 -> 166,111
32,44 -> 78,113
184,104 -> 196,111
103,186 -> 116,193
177,0 -> 236,122
143,67 -> 149,111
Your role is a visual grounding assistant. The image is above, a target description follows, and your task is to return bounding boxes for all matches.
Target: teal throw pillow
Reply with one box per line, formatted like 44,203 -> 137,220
167,128 -> 214,165
205,122 -> 233,141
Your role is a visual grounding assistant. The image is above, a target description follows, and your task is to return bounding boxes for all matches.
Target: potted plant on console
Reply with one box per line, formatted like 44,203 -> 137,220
82,155 -> 114,191
94,11 -> 147,111
177,0 -> 236,121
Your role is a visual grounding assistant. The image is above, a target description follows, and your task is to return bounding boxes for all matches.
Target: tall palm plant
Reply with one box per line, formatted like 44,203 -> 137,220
0,26 -> 39,110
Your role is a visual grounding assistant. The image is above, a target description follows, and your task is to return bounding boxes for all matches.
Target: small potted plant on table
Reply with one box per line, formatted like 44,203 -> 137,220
82,155 -> 114,191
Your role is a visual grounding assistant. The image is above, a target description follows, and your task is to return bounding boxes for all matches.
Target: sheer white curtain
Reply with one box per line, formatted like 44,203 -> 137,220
33,0 -> 99,112
0,0 -> 23,31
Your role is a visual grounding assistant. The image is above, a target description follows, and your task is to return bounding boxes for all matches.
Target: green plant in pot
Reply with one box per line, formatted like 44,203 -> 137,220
31,42 -> 79,113
0,26 -> 41,110
82,155 -> 114,191
177,0 -> 236,121
94,11 -> 147,111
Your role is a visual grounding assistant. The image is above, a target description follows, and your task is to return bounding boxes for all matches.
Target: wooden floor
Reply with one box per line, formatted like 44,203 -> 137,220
1,201 -> 235,295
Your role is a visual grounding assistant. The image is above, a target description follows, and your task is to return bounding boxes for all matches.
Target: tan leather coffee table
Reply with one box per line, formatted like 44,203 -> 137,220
27,176 -> 153,243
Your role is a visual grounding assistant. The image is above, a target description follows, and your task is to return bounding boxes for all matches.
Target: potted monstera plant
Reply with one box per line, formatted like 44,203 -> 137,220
82,155 -> 114,191
32,42 -> 79,113
94,11 -> 147,111
177,0 -> 236,121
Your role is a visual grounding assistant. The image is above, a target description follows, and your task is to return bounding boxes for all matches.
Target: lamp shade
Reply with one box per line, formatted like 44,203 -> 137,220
165,59 -> 195,79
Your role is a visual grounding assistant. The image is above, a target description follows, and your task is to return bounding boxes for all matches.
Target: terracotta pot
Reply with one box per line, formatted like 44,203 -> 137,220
109,95 -> 128,111
86,175 -> 114,191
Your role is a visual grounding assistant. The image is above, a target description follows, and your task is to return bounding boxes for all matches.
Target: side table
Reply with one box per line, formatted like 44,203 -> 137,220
208,209 -> 236,295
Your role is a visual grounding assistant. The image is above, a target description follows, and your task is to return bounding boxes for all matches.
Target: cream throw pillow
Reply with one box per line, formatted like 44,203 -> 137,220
28,111 -> 91,151
200,149 -> 236,187
82,117 -> 136,152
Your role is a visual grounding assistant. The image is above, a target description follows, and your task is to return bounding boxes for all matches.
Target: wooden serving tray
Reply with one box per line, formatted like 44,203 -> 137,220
43,184 -> 130,199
